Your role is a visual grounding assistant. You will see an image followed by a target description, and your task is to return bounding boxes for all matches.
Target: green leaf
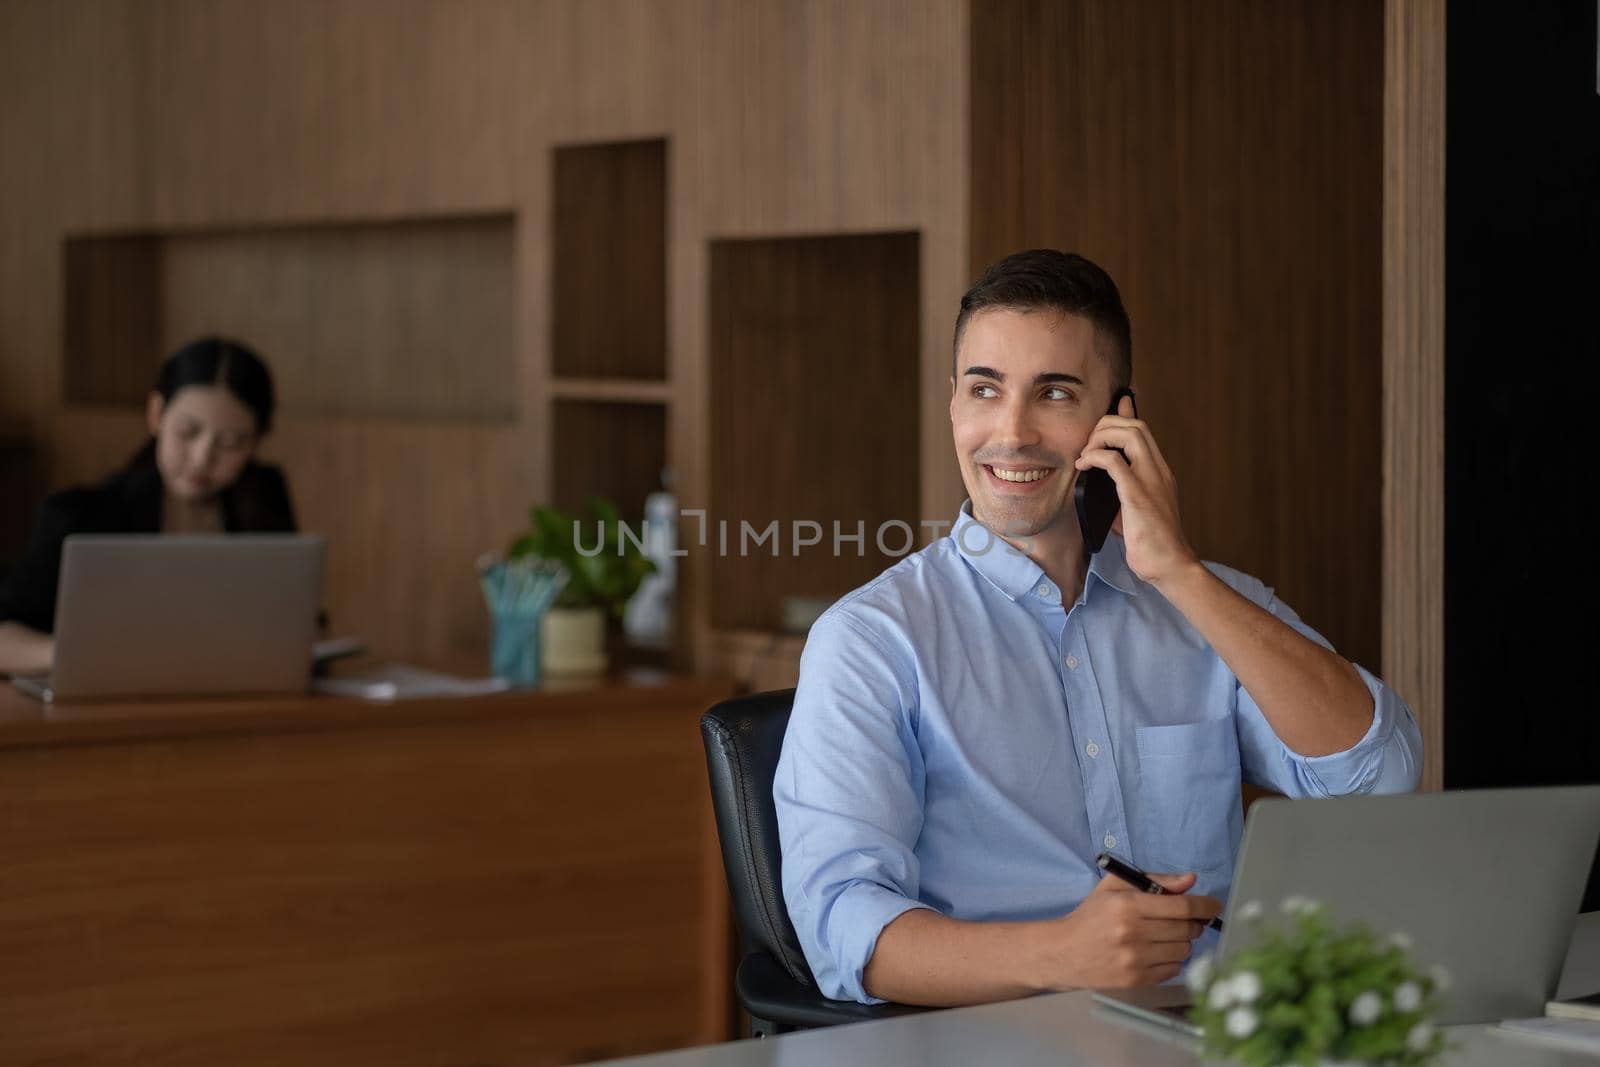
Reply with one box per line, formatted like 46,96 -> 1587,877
505,497 -> 657,616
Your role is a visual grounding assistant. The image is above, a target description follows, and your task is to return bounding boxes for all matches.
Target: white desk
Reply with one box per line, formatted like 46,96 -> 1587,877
604,913 -> 1600,1067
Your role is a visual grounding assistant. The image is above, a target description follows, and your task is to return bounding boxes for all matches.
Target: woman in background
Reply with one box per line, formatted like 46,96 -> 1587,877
0,337 -> 296,675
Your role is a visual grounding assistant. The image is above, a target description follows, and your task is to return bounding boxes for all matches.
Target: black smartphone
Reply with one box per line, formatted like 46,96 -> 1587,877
1074,387 -> 1137,555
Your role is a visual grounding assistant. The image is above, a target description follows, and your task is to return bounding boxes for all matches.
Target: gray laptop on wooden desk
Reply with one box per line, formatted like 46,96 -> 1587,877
11,534 -> 325,704
1094,786 -> 1600,1029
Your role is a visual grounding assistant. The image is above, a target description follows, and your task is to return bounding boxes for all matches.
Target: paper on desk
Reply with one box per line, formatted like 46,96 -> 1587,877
311,663 -> 511,701
1495,1016 -> 1600,1054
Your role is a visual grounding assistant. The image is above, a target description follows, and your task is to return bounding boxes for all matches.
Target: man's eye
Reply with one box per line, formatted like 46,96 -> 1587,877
217,433 -> 250,451
1042,386 -> 1074,401
971,384 -> 998,399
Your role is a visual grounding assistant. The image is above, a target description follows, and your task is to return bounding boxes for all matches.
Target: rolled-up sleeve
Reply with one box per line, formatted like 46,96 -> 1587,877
774,609 -> 934,1003
1233,584 -> 1423,798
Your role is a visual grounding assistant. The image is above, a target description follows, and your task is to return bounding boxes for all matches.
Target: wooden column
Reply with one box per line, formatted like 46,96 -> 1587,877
1382,0 -> 1446,791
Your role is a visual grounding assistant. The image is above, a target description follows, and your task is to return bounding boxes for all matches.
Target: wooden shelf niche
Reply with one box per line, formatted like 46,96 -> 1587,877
551,398 -> 667,523
552,138 -> 667,382
708,231 -> 921,633
548,137 -> 670,526
63,214 -> 517,422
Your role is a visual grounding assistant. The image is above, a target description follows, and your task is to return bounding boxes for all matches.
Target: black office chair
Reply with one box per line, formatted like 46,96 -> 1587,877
700,689 -> 931,1036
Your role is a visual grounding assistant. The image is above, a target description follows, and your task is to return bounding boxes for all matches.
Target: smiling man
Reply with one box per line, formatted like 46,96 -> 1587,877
773,249 -> 1422,1007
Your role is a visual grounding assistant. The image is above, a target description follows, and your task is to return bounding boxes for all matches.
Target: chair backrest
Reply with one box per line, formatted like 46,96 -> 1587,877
700,689 -> 815,986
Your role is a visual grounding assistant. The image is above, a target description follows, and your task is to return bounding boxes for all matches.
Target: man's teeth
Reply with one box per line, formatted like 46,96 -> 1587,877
991,467 -> 1050,483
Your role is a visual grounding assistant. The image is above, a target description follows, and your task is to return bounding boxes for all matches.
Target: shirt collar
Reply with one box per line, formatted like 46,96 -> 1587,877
949,502 -> 1141,602
1087,531 -> 1141,597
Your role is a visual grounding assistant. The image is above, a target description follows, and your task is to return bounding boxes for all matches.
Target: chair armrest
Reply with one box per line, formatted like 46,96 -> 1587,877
736,951 -> 931,1030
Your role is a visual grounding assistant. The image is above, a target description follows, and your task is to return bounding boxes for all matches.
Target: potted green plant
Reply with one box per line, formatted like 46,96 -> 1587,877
1188,898 -> 1449,1067
507,499 -> 655,676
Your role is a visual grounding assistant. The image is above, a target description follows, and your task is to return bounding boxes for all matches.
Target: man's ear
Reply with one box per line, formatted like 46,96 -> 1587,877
145,392 -> 164,437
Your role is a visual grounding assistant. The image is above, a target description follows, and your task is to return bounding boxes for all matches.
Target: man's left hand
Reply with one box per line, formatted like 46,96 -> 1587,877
1073,393 -> 1198,586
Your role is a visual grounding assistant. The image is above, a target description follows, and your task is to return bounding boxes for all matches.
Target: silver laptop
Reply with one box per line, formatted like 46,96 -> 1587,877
12,534 -> 325,703
1094,786 -> 1600,1030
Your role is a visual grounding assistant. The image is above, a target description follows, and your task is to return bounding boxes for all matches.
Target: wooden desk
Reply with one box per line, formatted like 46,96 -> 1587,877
0,675 -> 736,1065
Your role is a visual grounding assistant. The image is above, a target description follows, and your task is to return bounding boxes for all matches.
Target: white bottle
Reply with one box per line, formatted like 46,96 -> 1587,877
624,470 -> 676,650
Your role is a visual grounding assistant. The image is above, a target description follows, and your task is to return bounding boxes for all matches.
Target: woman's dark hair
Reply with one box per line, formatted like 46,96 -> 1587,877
155,336 -> 277,435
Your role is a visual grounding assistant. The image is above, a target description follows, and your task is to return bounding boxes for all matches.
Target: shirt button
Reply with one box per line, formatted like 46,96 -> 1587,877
1085,741 -> 1099,758
1065,654 -> 1079,670
1103,833 -> 1117,850
1036,583 -> 1051,599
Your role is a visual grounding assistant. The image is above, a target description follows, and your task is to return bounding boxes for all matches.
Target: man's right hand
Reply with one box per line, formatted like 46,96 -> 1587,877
1037,870 -> 1222,989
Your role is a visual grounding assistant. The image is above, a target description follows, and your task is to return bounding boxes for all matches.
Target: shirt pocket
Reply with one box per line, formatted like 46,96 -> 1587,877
1132,717 -> 1241,875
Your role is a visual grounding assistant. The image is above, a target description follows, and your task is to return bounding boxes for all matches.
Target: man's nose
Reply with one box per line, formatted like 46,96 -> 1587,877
994,400 -> 1040,450
194,434 -> 218,468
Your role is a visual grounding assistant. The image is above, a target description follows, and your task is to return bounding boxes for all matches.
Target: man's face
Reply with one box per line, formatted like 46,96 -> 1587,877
949,308 -> 1111,543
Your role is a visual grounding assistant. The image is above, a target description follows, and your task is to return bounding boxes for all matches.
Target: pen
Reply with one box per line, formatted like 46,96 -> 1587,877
1095,852 -> 1225,932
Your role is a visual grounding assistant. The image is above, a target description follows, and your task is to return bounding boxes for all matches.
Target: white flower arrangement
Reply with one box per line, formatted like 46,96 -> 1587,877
1393,981 -> 1422,1013
1187,899 -> 1447,1066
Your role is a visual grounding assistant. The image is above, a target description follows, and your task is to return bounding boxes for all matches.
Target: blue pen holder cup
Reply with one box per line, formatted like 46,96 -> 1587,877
490,612 -> 546,688
478,555 -> 568,689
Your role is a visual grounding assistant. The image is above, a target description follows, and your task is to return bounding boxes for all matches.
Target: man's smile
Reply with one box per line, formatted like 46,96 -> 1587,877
983,464 -> 1058,487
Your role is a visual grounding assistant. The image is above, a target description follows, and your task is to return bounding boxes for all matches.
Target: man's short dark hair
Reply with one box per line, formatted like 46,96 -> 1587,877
953,250 -> 1132,392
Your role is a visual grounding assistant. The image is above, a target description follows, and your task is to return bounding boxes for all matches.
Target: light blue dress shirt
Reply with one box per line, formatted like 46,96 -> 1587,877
774,506 -> 1423,1003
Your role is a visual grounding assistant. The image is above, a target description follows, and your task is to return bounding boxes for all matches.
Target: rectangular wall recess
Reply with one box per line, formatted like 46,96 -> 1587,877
64,213 -> 517,422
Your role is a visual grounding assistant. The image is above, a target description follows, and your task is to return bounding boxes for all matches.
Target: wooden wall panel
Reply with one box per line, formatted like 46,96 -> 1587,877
708,232 -> 921,631
971,0 -> 1385,673
1383,0 -> 1445,790
62,234 -> 163,405
0,1 -> 145,419
128,0 -> 524,226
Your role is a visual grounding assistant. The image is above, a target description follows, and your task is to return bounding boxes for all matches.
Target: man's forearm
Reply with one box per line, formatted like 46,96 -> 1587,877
863,908 -> 1051,1007
1155,562 -> 1372,756
863,872 -> 1219,1005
